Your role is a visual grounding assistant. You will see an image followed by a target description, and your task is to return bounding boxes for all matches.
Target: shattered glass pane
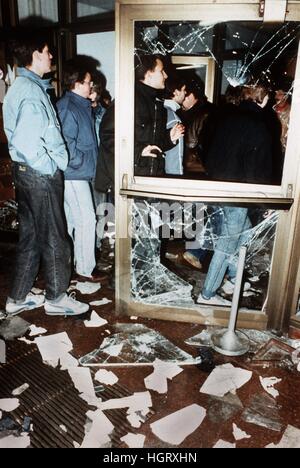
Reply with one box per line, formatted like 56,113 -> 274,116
131,199 -> 278,310
134,20 -> 300,181
242,393 -> 283,432
79,324 -> 200,367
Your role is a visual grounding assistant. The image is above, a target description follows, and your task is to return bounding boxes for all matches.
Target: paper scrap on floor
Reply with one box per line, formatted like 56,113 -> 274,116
259,376 -> 282,398
265,425 -> 300,448
232,423 -> 251,441
150,404 -> 206,445
144,358 -> 183,394
84,311 -> 108,328
34,332 -> 75,368
95,369 -> 118,386
76,282 -> 101,295
121,433 -> 145,449
68,367 -> 101,407
80,409 -> 114,448
213,440 -> 236,448
0,433 -> 30,449
29,325 -> 47,337
200,363 -> 252,397
0,398 -> 20,412
12,383 -> 29,396
90,299 -> 112,306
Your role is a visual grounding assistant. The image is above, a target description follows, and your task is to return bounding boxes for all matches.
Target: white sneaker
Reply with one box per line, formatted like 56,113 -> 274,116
6,293 -> 45,316
44,293 -> 89,317
197,293 -> 231,306
222,279 -> 251,295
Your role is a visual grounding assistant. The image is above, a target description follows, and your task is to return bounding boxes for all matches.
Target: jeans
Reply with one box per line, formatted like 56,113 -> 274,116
187,205 -> 223,262
64,180 -> 96,276
202,206 -> 252,299
10,163 -> 71,301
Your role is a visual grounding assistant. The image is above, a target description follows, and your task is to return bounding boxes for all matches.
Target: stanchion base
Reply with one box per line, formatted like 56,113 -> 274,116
211,329 -> 250,356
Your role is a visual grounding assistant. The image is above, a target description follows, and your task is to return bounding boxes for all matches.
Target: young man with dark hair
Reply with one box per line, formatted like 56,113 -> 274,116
3,37 -> 89,316
134,54 -> 184,176
57,59 -> 104,282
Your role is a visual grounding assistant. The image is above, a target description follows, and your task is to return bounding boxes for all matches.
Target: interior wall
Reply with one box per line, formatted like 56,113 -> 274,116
76,31 -> 115,98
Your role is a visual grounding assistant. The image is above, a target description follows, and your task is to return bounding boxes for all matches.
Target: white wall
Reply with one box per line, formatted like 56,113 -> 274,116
76,31 -> 115,98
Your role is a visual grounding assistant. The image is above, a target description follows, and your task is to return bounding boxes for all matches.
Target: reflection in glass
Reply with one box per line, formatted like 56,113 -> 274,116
77,0 -> 114,18
131,198 -> 278,311
17,0 -> 58,24
134,21 -> 300,184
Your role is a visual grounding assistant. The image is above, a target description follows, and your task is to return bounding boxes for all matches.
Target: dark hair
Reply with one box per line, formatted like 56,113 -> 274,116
100,89 -> 112,109
91,82 -> 103,103
185,78 -> 205,101
135,54 -> 164,81
225,85 -> 243,105
10,36 -> 50,67
164,75 -> 186,99
62,59 -> 91,91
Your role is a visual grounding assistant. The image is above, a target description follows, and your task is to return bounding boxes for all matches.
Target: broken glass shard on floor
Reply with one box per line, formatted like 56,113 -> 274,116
242,393 -> 283,432
79,324 -> 200,367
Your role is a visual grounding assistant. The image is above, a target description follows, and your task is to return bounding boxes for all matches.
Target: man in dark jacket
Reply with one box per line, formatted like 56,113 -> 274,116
134,55 -> 184,176
198,83 -> 273,304
57,60 -> 104,282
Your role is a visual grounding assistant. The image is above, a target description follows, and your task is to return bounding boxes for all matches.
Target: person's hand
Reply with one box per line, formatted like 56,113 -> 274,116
170,122 -> 185,143
141,145 -> 162,157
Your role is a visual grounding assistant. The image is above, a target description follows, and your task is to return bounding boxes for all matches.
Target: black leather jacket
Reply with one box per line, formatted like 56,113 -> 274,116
134,82 -> 173,176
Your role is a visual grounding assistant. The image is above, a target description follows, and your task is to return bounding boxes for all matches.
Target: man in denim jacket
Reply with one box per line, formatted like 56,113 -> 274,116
3,36 -> 89,316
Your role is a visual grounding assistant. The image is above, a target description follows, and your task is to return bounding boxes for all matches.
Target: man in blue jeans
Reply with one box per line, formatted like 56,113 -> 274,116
3,35 -> 89,316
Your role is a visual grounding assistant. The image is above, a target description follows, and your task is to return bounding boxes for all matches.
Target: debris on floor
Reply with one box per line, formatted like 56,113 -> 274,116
29,325 -> 47,337
213,439 -> 236,448
0,399 -> 20,412
68,367 -> 100,407
121,432 -> 145,449
232,423 -> 251,441
94,369 -> 119,386
0,317 -> 30,341
259,376 -> 282,398
34,332 -> 77,369
12,384 -> 29,396
90,298 -> 112,306
75,282 -> 101,295
144,358 -> 183,394
265,425 -> 300,448
80,409 -> 114,448
150,404 -> 206,445
0,339 -> 5,363
207,393 -> 244,423
200,363 -> 252,397
80,324 -> 200,367
0,432 -> 30,448
84,311 -> 108,328
241,393 -> 283,432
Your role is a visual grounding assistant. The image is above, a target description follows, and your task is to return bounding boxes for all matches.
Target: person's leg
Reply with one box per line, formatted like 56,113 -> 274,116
202,207 -> 249,299
64,180 -> 96,277
40,170 -> 72,301
9,165 -> 42,301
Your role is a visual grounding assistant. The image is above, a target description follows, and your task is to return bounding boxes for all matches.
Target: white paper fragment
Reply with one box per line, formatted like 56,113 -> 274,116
150,404 -> 206,445
84,311 -> 108,328
213,440 -> 236,448
259,376 -> 282,399
0,433 -> 30,448
34,332 -> 73,368
130,316 -> 138,321
265,425 -> 300,448
0,410 -> 2,419
29,325 -> 47,337
12,383 -> 29,396
18,337 -> 34,345
73,441 -> 80,448
81,409 -> 114,448
60,425 -> 67,433
232,423 -> 251,441
75,282 -> 101,295
31,287 -> 44,295
94,369 -> 118,386
90,299 -> 112,306
0,398 -> 20,412
144,359 -> 183,394
127,412 -> 144,429
200,364 -> 253,397
121,433 -> 145,449
100,392 -> 152,414
105,330 -> 111,335
59,353 -> 79,370
68,368 -> 100,407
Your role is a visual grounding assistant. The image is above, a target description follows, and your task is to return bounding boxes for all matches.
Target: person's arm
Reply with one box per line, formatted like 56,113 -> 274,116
9,99 -> 66,169
57,106 -> 84,169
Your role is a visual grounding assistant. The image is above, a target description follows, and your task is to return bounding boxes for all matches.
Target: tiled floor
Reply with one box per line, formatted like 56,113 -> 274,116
1,240 -> 300,448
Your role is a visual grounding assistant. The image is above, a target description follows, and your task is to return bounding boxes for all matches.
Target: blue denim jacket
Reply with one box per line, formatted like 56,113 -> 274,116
57,91 -> 98,181
3,68 -> 68,176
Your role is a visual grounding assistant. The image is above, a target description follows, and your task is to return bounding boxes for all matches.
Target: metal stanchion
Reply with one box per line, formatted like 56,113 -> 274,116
211,246 -> 250,356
